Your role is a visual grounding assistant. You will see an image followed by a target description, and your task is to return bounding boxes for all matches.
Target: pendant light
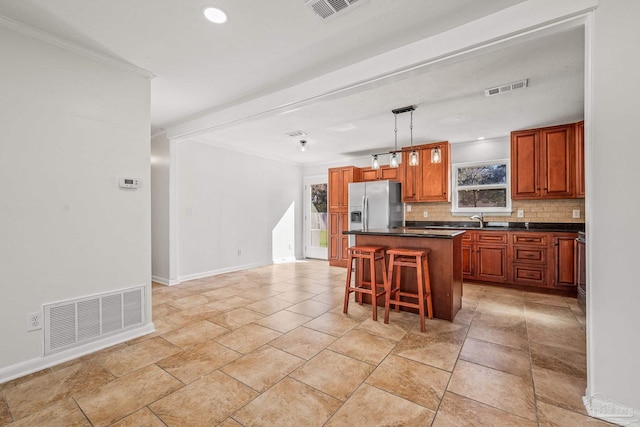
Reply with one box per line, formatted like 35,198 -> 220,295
370,105 -> 418,168
431,146 -> 441,163
409,110 -> 419,166
372,154 -> 380,170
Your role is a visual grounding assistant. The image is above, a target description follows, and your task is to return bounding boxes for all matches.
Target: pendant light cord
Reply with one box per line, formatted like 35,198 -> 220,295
394,113 -> 398,151
410,110 -> 414,148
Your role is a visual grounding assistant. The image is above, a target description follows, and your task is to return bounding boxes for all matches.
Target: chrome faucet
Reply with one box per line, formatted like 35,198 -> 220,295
470,213 -> 484,228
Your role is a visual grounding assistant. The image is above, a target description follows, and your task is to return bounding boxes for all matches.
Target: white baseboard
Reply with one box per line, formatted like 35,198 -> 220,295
583,393 -> 639,426
151,275 -> 180,286
177,261 -> 273,282
0,322 -> 155,385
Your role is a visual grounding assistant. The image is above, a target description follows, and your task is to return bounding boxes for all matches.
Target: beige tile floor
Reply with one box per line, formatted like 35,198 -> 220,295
0,260 -> 614,426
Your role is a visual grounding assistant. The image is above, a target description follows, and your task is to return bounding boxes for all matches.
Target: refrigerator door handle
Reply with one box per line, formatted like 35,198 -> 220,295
364,195 -> 368,230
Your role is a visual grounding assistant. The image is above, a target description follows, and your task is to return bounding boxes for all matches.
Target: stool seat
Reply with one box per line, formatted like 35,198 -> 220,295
384,247 -> 433,332
343,245 -> 387,321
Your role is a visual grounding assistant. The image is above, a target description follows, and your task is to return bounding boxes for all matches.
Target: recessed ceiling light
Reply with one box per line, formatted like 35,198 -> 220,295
203,7 -> 227,24
478,136 -> 485,140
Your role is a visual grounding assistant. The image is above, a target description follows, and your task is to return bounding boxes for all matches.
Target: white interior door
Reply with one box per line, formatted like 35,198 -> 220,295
304,175 -> 328,260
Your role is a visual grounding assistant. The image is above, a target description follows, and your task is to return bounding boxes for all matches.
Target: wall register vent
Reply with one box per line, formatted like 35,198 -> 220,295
43,285 -> 146,355
305,0 -> 367,21
485,79 -> 529,96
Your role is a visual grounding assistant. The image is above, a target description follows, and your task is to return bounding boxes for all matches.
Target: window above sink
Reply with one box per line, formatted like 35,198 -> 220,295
451,159 -> 512,215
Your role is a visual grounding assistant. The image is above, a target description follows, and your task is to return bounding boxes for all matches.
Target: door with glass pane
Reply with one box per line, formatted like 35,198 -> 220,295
304,176 -> 328,260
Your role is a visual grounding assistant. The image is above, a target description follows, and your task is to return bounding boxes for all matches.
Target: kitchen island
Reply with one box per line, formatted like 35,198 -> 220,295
344,228 -> 465,321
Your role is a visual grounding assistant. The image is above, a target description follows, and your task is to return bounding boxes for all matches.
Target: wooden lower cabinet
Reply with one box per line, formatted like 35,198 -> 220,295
463,229 -> 578,290
551,233 -> 577,287
463,231 -> 509,284
329,212 -> 351,267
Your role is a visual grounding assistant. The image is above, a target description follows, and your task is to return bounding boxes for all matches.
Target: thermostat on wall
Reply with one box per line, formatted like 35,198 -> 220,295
119,178 -> 140,189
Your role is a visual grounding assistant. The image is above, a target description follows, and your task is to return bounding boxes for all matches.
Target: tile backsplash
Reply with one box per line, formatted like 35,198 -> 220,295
404,199 -> 585,223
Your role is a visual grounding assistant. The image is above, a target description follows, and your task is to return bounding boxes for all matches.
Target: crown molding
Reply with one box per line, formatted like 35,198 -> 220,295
0,14 -> 155,79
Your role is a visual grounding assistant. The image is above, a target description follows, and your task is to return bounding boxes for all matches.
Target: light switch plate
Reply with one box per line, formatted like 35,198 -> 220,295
406,205 -> 412,212
423,211 -> 429,218
573,209 -> 581,218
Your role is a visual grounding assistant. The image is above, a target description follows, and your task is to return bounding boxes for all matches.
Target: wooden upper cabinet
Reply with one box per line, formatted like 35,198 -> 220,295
575,121 -> 585,198
328,166 -> 361,211
402,142 -> 450,202
402,150 -> 419,202
511,130 -> 540,198
540,125 -> 574,198
361,164 -> 402,182
511,123 -> 577,199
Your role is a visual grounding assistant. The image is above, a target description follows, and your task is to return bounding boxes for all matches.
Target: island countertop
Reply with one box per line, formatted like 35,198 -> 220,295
344,228 -> 466,239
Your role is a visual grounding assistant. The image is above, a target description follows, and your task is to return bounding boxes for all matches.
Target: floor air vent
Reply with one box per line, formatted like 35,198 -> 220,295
44,285 -> 146,355
305,0 -> 366,21
485,79 -> 529,96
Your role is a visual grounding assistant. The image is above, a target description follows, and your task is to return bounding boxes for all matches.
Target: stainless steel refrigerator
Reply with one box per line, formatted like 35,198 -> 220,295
348,180 -> 403,245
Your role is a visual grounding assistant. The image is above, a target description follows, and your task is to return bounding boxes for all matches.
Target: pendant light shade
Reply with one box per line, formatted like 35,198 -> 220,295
410,150 -> 419,166
372,154 -> 380,170
390,152 -> 399,168
431,146 -> 441,163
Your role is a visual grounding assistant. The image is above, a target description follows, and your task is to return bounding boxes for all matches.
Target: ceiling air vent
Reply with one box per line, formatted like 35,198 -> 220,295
285,130 -> 307,138
485,79 -> 529,97
305,0 -> 366,21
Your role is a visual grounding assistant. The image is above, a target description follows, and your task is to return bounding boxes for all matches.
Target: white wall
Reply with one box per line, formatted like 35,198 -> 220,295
588,0 -> 640,422
0,27 -> 152,376
151,133 -> 171,283
174,141 -> 302,280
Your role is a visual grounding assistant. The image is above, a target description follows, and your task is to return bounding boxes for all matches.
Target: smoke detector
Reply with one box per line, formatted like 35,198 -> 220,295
305,0 -> 368,21
485,79 -> 529,97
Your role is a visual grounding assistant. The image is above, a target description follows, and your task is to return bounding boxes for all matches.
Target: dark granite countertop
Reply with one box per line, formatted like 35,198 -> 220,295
344,228 -> 466,239
403,221 -> 584,233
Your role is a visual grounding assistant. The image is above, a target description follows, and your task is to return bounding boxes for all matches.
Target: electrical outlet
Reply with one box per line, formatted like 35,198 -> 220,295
423,211 -> 429,218
26,311 -> 42,331
573,209 -> 581,219
517,209 -> 524,218
406,205 -> 411,212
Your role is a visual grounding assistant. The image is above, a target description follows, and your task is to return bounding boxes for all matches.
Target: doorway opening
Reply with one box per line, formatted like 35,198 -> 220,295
304,175 -> 328,260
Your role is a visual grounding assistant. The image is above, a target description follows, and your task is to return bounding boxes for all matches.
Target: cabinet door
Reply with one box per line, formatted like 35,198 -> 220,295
361,168 -> 379,181
511,130 -> 540,199
402,151 -> 419,202
540,125 -> 574,198
328,168 -> 342,210
328,212 -> 340,261
339,212 -> 350,260
552,235 -> 577,286
340,168 -> 354,207
476,245 -> 508,282
462,244 -> 474,277
380,165 -> 401,181
575,121 -> 585,198
419,143 -> 449,202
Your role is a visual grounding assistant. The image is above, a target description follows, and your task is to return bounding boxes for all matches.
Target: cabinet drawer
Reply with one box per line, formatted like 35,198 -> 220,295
476,232 -> 508,244
513,264 -> 548,286
512,233 -> 548,246
513,246 -> 547,264
462,232 -> 474,242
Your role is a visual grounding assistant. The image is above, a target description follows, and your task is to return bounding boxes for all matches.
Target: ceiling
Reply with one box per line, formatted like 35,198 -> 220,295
0,0 -> 585,165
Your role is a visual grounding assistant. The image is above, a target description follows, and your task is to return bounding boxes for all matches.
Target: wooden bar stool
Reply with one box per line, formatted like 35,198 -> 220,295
343,245 -> 388,321
384,248 -> 433,332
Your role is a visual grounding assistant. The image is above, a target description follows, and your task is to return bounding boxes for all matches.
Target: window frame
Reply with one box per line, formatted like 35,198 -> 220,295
451,159 -> 512,215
